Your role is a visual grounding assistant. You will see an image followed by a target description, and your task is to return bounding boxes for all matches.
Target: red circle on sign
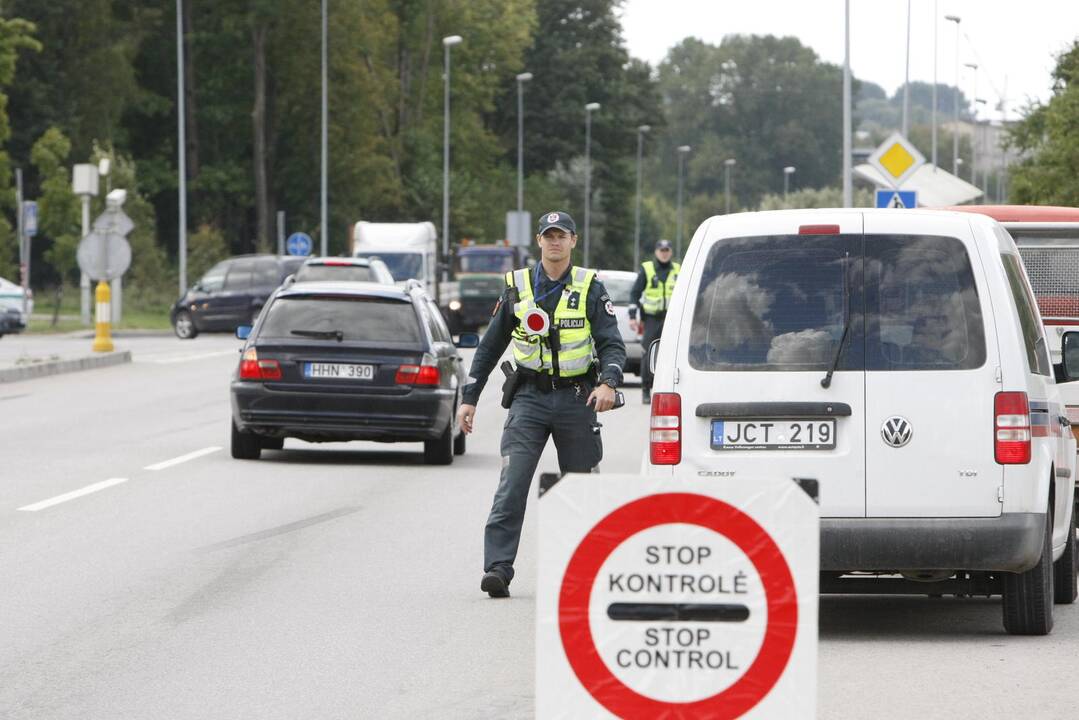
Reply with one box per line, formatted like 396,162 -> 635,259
558,493 -> 798,719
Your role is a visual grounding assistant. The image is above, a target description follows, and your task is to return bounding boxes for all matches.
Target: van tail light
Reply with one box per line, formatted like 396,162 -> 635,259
995,391 -> 1031,464
239,348 -> 282,381
799,224 -> 841,235
650,393 -> 682,465
396,354 -> 440,386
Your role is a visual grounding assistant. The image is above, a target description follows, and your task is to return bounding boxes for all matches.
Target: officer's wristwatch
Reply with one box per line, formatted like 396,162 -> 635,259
601,378 -> 618,390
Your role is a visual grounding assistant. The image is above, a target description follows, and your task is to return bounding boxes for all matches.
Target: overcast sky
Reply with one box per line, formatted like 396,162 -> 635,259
620,0 -> 1079,122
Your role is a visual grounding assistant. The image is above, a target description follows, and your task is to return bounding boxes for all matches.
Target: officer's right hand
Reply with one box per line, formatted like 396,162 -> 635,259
630,319 -> 642,335
457,404 -> 477,434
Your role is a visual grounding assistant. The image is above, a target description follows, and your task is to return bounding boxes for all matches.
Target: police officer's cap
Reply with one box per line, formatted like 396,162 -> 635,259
655,239 -> 672,250
538,211 -> 576,235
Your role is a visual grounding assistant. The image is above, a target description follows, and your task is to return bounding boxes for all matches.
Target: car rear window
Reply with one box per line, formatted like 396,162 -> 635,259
688,234 -> 985,372
600,276 -> 635,305
294,265 -> 376,283
258,296 -> 421,343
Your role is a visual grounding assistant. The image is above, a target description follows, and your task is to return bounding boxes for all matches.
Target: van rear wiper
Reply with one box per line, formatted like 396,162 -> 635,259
821,252 -> 851,389
291,329 -> 344,342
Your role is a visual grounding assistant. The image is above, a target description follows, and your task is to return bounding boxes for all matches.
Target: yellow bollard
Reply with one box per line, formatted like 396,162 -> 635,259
92,280 -> 114,353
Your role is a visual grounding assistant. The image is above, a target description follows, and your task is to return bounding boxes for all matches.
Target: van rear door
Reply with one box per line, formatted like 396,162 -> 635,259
862,214 -> 1002,518
675,213 -> 867,517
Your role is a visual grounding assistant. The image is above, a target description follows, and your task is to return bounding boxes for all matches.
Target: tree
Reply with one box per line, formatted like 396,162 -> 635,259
1007,41 -> 1079,206
0,14 -> 40,279
30,127 -> 79,319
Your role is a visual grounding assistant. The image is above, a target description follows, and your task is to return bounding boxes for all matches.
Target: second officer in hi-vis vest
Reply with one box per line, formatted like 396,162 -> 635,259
629,239 -> 680,404
456,210 -> 626,598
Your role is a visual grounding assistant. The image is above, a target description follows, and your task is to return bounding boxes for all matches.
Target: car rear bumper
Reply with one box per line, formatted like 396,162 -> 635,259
231,382 -> 453,442
821,513 -> 1045,573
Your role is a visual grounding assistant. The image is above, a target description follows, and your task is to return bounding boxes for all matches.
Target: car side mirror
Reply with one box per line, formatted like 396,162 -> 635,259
648,339 -> 660,375
1061,332 -> 1079,381
236,325 -> 252,340
455,332 -> 480,349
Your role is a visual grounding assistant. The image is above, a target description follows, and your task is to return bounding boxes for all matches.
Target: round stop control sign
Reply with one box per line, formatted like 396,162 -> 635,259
537,475 -> 818,719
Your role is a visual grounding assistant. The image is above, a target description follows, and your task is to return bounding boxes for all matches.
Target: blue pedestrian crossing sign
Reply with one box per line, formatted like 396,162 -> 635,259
286,232 -> 313,256
876,189 -> 918,209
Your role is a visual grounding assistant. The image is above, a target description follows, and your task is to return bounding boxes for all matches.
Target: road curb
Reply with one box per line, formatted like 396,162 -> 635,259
0,350 -> 132,384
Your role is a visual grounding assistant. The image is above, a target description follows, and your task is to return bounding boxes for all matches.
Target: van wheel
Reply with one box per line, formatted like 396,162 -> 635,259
231,421 -> 262,460
1002,511 -> 1055,635
453,427 -> 466,456
424,423 -> 453,465
1053,504 -> 1078,604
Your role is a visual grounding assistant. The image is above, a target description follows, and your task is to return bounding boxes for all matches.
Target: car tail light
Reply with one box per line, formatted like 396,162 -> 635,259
995,391 -> 1031,464
239,348 -> 282,381
799,224 -> 841,235
320,259 -> 351,265
396,360 -> 440,386
650,393 -> 682,465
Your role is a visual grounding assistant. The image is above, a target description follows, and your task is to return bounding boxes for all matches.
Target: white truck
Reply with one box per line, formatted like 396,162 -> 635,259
351,221 -> 458,307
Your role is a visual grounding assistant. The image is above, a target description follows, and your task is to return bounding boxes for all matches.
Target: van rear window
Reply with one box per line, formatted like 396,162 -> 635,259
688,234 -> 985,372
258,296 -> 421,343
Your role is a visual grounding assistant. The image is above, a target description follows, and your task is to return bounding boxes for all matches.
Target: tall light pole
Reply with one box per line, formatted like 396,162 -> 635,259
634,125 -> 650,270
176,0 -> 187,294
842,0 -> 852,208
583,101 -> 600,267
964,62 -> 979,185
441,34 -> 462,294
783,166 -> 796,200
945,14 -> 961,175
675,145 -> 690,259
902,0 -> 912,137
975,97 -> 987,196
319,0 -> 328,256
932,0 -> 939,169
515,72 -> 532,213
724,158 -> 736,215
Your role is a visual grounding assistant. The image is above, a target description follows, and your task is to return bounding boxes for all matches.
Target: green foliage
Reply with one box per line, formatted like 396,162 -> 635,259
31,127 -> 80,284
1007,42 -> 1079,206
757,186 -> 875,210
0,15 -> 40,279
186,223 -> 228,283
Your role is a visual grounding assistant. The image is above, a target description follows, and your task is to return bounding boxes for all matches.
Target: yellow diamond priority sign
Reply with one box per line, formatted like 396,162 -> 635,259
868,132 -> 925,189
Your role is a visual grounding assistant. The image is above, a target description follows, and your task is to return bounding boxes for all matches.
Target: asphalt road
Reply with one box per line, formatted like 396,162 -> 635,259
2,333 -> 1078,719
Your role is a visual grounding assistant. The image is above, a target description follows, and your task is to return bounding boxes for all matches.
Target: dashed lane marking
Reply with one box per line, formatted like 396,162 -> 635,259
17,478 -> 128,512
144,446 -> 222,471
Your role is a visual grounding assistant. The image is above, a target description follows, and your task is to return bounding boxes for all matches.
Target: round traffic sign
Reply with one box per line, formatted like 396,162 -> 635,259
286,232 -> 313,256
523,307 -> 550,335
558,492 -> 798,719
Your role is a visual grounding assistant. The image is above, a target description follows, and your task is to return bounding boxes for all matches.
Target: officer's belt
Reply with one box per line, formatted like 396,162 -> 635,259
516,366 -> 596,392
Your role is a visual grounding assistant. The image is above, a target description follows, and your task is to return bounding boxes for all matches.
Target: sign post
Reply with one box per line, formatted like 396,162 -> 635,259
77,190 -> 133,352
538,474 -> 818,719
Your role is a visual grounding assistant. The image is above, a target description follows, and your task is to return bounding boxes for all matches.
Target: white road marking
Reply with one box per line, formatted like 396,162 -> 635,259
140,350 -> 236,365
18,478 -> 128,512
144,446 -> 222,471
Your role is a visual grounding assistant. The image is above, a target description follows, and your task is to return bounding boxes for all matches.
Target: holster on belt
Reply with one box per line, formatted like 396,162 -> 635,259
500,360 -> 523,409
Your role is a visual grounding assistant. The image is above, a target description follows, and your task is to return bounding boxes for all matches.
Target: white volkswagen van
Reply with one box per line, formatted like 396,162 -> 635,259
645,209 -> 1078,635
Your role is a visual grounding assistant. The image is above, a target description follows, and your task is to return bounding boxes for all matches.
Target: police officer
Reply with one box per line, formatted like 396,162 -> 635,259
456,210 -> 626,598
629,239 -> 680,403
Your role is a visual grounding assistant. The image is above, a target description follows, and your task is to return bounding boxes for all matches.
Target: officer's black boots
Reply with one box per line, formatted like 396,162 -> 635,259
481,570 -> 510,598
642,387 -> 651,404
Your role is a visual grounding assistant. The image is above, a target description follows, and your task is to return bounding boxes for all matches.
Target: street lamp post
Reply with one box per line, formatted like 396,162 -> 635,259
176,0 -> 187,295
634,125 -> 650,270
945,14 -> 962,174
842,0 -> 852,207
964,61 -> 979,182
515,72 -> 532,213
320,0 -> 328,256
932,0 -> 939,169
675,145 -> 690,259
724,158 -> 736,215
783,166 -> 796,200
441,35 -> 462,299
583,101 -> 600,267
902,0 -> 912,137
974,97 -> 987,196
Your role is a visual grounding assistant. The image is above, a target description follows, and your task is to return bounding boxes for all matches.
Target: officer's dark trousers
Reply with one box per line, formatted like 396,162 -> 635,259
484,383 -> 603,581
640,313 -> 666,391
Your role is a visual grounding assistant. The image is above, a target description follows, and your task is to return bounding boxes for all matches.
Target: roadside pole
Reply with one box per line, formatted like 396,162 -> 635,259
277,211 -> 286,256
15,168 -> 25,318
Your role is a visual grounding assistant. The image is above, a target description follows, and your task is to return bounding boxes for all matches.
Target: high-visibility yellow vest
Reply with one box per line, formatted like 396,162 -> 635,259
641,260 -> 680,315
506,266 -> 595,377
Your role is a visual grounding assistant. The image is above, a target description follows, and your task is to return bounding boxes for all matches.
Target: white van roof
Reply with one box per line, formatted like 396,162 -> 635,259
353,221 -> 436,247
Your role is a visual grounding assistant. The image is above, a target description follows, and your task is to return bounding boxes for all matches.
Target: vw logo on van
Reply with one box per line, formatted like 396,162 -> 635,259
881,417 -> 913,448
